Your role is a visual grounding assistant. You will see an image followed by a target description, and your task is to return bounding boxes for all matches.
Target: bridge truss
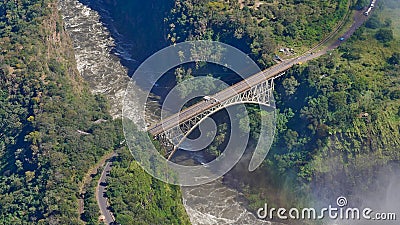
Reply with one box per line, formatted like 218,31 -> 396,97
153,75 -> 282,160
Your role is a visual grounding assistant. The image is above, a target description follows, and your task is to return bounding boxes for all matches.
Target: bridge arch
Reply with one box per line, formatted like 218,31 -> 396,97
154,78 -> 276,160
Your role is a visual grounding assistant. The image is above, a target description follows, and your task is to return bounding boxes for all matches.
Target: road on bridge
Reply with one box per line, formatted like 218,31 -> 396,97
148,8 -> 371,138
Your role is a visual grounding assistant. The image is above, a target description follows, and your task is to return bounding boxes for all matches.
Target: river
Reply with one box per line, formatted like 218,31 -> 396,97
58,0 -> 281,224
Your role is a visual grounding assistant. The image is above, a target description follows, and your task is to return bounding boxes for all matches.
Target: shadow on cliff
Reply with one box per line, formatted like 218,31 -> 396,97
77,0 -> 174,76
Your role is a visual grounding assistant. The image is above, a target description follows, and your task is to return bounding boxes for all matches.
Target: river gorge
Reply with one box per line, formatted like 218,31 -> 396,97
58,0 -> 280,224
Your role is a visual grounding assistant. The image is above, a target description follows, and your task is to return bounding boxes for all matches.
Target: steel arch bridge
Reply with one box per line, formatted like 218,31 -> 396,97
149,74 -> 283,160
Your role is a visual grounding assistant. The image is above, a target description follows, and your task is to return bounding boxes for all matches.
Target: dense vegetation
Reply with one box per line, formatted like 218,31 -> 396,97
258,1 -> 400,209
82,168 -> 102,224
0,0 -> 190,224
107,147 -> 191,225
166,0 -> 350,68
0,0 -> 123,223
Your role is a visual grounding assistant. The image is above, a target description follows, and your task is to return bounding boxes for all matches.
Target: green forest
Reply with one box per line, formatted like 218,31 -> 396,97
166,0 -> 349,67
107,147 -> 190,225
0,0 -> 189,224
256,0 -> 400,210
0,0 -> 123,223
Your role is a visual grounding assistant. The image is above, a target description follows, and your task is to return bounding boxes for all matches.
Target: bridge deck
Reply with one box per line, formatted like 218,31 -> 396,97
147,58 -> 298,136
